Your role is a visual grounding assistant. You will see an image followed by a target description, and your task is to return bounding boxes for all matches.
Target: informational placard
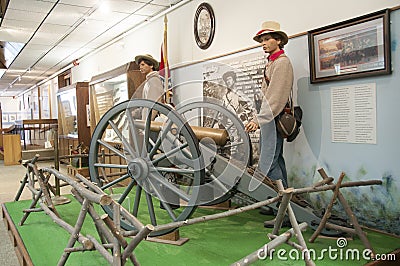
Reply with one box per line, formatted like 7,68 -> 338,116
331,83 -> 376,144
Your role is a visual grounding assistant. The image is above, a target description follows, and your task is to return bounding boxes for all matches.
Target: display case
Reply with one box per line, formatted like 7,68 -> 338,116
89,62 -> 145,133
57,82 -> 90,164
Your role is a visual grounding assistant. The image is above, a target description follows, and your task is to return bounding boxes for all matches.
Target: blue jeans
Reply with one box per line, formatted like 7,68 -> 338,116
258,120 -> 288,188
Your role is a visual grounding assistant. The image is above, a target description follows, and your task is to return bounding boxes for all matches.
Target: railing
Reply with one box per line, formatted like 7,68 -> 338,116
14,119 -> 58,150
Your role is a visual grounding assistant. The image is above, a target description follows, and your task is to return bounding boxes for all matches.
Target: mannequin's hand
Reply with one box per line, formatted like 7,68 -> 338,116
245,120 -> 258,132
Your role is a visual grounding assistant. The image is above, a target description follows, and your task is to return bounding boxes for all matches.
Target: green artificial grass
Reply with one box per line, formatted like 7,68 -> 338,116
4,194 -> 400,266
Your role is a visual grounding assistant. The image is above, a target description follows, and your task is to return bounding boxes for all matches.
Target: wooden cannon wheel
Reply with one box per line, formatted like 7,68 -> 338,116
89,99 -> 205,236
176,98 -> 252,205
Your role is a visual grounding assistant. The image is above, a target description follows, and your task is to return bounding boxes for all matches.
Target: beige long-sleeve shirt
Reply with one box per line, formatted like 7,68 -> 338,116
141,71 -> 164,120
256,54 -> 293,125
142,71 -> 164,102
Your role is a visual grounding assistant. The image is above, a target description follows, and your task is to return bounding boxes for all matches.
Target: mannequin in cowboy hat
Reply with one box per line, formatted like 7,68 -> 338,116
245,21 -> 294,193
135,54 -> 165,120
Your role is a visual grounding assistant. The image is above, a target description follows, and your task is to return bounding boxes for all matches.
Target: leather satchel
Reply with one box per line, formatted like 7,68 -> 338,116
276,92 -> 303,142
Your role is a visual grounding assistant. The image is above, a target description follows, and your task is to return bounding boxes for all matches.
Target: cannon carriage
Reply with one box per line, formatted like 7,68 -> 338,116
14,97 -> 383,265
88,98 -> 338,237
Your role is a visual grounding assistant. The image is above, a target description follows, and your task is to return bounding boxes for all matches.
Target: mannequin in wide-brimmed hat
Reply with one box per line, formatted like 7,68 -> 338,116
245,21 -> 294,192
135,54 -> 164,120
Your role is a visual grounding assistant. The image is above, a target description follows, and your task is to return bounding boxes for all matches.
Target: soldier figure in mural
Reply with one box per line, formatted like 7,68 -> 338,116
218,71 -> 254,163
202,65 -> 262,165
221,71 -> 253,122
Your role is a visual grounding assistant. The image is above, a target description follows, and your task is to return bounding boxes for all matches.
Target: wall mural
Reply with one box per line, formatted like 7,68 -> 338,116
202,51 -> 266,165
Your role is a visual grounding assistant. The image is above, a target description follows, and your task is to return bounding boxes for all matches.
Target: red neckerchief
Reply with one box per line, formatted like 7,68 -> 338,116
268,49 -> 284,61
264,50 -> 285,84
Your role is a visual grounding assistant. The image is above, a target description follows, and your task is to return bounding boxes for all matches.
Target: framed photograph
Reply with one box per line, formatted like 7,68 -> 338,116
2,114 -> 8,123
9,114 -> 16,123
308,9 -> 391,83
194,2 -> 215,50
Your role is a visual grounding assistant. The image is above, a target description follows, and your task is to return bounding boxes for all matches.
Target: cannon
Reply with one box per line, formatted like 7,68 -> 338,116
89,98 -> 339,237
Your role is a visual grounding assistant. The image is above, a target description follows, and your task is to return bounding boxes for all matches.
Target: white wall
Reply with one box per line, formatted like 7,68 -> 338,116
0,97 -> 18,112
72,0 -> 400,82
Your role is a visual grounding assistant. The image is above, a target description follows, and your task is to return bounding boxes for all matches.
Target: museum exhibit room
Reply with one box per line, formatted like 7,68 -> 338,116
1,0 -> 400,265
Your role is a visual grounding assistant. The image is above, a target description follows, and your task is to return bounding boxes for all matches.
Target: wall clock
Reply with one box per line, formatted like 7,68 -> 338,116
194,3 -> 215,50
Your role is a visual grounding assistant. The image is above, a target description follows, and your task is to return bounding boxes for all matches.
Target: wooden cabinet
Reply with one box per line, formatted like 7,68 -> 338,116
57,82 -> 90,163
2,134 -> 22,165
89,62 -> 145,133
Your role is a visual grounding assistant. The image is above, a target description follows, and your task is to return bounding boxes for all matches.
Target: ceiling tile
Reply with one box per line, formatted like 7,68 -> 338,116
4,9 -> 48,23
46,46 -> 78,62
39,23 -> 72,34
59,0 -> 99,8
11,51 -> 46,68
0,27 -> 31,43
111,14 -> 147,32
7,0 -> 55,13
87,9 -> 130,23
23,43 -> 53,52
106,0 -> 146,13
1,19 -> 38,32
150,0 -> 180,7
78,18 -> 119,32
62,47 -> 94,62
44,4 -> 90,26
135,3 -> 165,16
28,23 -> 74,46
59,27 -> 104,48
86,16 -> 144,47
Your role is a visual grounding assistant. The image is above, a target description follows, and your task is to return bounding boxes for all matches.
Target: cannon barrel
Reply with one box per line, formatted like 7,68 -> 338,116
135,120 -> 229,146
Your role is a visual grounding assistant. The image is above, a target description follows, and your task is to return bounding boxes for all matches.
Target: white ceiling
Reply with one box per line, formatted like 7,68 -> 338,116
0,0 -> 184,97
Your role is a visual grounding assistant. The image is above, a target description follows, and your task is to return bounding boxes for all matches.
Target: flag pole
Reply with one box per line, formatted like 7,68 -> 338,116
163,15 -> 170,103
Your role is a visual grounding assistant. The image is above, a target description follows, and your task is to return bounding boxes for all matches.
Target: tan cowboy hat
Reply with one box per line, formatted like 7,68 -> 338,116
253,21 -> 288,45
135,54 -> 159,70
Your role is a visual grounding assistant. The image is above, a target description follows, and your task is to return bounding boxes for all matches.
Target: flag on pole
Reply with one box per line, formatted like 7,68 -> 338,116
159,15 -> 172,104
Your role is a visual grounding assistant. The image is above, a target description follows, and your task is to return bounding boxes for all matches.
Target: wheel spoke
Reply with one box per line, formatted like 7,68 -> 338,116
97,139 -> 128,160
145,192 -> 157,225
126,109 -> 141,156
154,167 -> 195,175
142,108 -> 153,157
152,142 -> 189,165
148,172 -> 191,202
132,185 -> 142,217
223,141 -> 244,148
149,120 -> 173,158
165,132 -> 193,160
94,163 -> 127,169
226,122 -> 234,131
207,173 -> 230,194
148,178 -> 177,220
108,120 -> 136,158
210,110 -> 220,128
100,173 -> 130,190
199,108 -> 203,127
117,179 -> 136,205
